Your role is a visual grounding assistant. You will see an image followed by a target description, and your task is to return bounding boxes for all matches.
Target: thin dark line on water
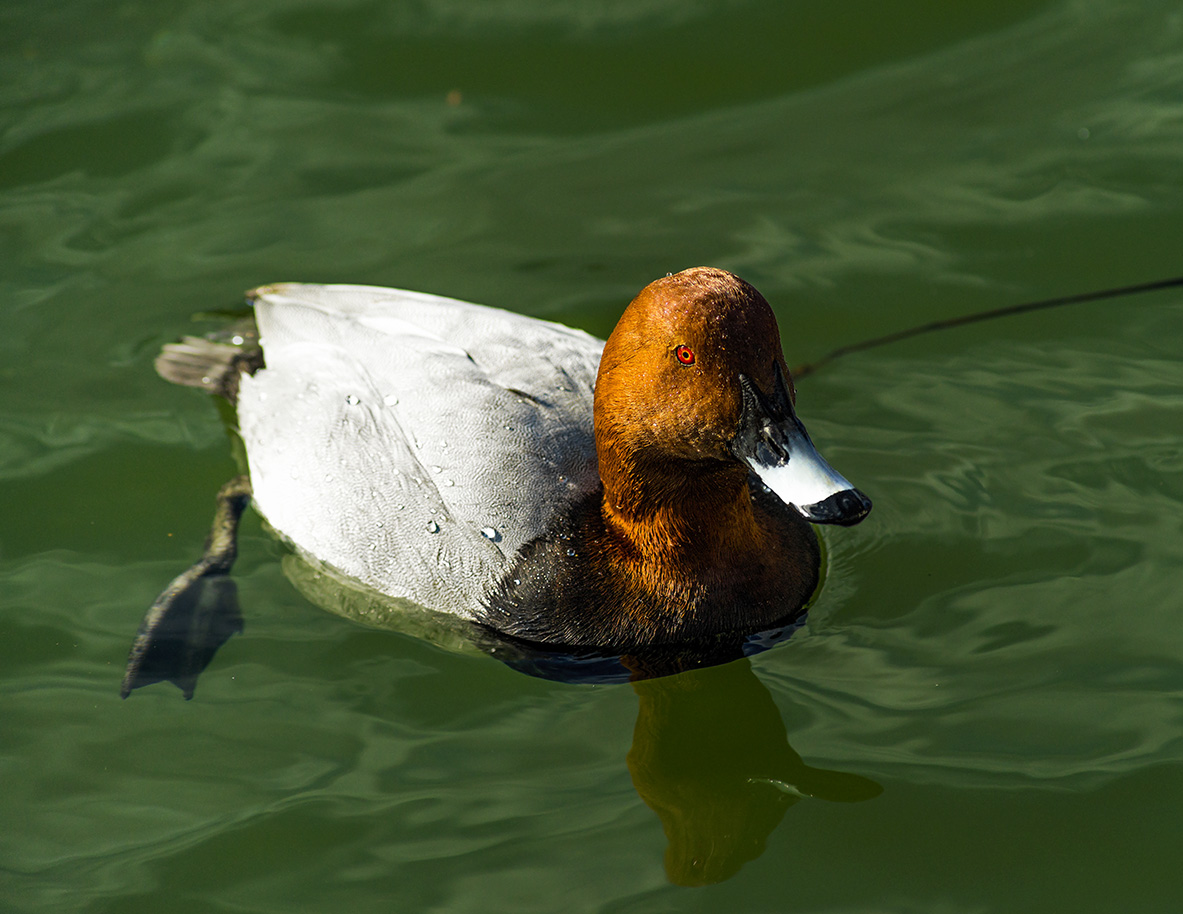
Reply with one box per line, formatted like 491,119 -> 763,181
791,275 -> 1183,379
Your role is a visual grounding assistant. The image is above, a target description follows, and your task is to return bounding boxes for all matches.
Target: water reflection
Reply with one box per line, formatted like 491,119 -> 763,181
627,660 -> 881,885
123,544 -> 881,885
476,622 -> 805,683
470,628 -> 881,882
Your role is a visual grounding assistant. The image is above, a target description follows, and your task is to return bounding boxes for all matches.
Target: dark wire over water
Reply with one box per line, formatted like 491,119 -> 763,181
791,275 -> 1183,379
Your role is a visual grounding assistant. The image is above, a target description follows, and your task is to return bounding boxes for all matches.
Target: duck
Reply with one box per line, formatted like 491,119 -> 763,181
127,267 -> 869,694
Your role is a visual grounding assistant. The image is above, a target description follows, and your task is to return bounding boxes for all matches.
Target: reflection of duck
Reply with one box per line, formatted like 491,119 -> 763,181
124,268 -> 870,696
628,660 -> 882,886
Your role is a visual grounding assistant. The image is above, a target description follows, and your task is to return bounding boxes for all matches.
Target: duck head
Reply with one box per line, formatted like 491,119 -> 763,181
594,267 -> 871,528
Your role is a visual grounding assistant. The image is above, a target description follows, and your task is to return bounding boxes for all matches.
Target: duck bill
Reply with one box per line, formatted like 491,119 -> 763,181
731,366 -> 872,527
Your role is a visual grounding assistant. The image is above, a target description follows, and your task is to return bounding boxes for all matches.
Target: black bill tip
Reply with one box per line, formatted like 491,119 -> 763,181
800,488 -> 872,527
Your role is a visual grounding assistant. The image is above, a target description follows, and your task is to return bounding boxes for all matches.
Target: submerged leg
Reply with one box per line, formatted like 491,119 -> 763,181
121,475 -> 252,699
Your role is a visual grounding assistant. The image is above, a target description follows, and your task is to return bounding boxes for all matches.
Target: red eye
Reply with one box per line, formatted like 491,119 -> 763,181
675,345 -> 696,365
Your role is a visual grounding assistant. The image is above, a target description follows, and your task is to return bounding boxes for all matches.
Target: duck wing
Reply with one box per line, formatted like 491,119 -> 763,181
236,283 -> 603,615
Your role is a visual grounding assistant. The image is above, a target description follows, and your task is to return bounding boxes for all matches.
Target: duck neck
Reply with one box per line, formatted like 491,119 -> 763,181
599,451 -> 763,574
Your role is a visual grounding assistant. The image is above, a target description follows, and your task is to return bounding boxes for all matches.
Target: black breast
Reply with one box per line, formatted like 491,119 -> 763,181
478,485 -> 817,652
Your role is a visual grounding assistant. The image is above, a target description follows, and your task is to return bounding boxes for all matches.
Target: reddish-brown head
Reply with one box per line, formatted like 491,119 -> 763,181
594,267 -> 870,528
594,268 -> 788,483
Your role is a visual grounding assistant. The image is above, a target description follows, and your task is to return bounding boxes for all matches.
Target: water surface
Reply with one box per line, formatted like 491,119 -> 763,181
4,0 -> 1183,910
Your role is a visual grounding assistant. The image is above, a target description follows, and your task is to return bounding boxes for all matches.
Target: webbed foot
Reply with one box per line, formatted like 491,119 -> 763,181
121,475 -> 252,699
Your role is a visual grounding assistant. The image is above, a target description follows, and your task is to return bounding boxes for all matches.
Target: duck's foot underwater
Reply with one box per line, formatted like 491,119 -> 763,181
121,475 -> 252,700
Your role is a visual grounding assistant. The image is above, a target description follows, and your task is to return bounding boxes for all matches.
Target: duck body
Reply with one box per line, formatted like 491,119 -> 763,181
184,268 -> 869,651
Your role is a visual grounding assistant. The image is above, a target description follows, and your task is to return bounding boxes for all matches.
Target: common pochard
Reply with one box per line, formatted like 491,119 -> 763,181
157,267 -> 870,653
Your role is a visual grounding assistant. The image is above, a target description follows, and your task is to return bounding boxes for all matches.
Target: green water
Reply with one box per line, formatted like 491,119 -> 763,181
4,0 -> 1183,910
